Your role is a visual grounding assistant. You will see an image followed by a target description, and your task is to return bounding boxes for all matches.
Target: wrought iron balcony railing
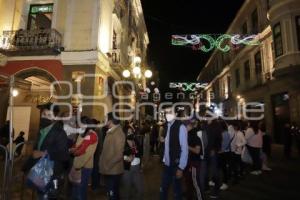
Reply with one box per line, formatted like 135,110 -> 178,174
108,49 -> 121,65
0,29 -> 62,56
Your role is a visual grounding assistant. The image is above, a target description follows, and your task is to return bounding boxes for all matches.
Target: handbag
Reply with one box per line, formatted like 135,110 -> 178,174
68,167 -> 82,184
26,154 -> 54,192
241,146 -> 253,164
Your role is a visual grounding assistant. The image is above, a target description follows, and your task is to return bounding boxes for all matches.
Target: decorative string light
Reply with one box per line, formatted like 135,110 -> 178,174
171,34 -> 260,53
169,82 -> 208,92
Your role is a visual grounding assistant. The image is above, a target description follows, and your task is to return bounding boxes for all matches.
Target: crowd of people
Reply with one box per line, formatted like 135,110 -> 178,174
157,106 -> 273,200
1,102 -> 300,200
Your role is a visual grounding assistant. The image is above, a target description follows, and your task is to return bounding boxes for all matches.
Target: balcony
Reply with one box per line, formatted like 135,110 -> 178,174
0,29 -> 63,56
108,49 -> 121,63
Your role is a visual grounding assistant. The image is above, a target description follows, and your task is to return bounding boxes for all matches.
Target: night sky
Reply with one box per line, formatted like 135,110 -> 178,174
141,0 -> 245,94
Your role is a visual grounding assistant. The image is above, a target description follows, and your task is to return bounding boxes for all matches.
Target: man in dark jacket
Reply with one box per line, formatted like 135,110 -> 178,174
160,106 -> 188,200
24,103 -> 69,199
206,119 -> 223,199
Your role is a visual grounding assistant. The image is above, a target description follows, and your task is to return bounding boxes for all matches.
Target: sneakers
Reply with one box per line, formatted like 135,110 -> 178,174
209,181 -> 215,187
220,183 -> 229,190
250,170 -> 262,175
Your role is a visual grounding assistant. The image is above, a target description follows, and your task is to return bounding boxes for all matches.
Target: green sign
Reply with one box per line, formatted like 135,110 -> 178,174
30,4 -> 53,14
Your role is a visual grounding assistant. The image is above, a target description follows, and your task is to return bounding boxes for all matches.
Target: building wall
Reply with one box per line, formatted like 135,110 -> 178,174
0,0 -> 150,136
197,0 -> 300,140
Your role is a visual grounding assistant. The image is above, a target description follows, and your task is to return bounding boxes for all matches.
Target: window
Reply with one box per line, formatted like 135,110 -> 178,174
251,9 -> 259,33
273,23 -> 283,57
27,4 -> 53,30
242,22 -> 248,34
296,16 -> 300,50
112,30 -> 118,49
255,51 -> 262,75
227,76 -> 231,92
235,69 -> 240,88
244,60 -> 251,81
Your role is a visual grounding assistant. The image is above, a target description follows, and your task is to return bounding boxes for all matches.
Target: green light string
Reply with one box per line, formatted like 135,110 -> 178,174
215,34 -> 232,52
198,35 -> 215,52
171,34 -> 260,53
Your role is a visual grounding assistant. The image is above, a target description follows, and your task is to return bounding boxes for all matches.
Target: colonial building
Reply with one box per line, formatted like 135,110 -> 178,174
197,0 -> 300,143
0,0 -> 149,141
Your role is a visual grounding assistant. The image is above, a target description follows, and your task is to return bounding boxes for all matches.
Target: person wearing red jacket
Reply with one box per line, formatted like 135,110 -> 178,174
70,116 -> 98,200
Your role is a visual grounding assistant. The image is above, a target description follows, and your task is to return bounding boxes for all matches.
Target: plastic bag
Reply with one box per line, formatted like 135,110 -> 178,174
26,155 -> 54,192
241,147 -> 253,164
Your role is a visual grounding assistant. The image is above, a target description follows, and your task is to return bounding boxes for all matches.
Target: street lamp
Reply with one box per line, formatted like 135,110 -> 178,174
122,69 -> 131,78
133,56 -> 142,66
12,89 -> 19,97
133,66 -> 141,76
144,69 -> 153,78
132,66 -> 142,78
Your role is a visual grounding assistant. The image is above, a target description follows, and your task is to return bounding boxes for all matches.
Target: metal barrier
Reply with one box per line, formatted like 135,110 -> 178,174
0,141 -> 34,200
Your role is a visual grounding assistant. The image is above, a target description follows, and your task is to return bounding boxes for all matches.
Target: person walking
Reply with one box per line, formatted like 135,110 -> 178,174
121,127 -> 144,200
219,121 -> 232,191
70,117 -> 98,200
260,122 -> 272,171
185,120 -> 204,200
99,112 -> 125,200
197,121 -> 209,194
159,106 -> 188,200
206,119 -> 222,199
245,121 -> 263,175
230,121 -> 246,183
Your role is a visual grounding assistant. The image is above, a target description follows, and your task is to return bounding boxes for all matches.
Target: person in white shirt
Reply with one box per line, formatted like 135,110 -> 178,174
245,121 -> 263,175
230,122 -> 246,182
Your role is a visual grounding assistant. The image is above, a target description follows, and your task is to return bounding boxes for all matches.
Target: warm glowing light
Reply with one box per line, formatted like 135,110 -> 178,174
134,56 -> 141,65
12,89 -> 19,97
144,70 -> 153,78
237,95 -> 241,99
133,67 -> 141,77
122,70 -> 131,78
151,81 -> 155,86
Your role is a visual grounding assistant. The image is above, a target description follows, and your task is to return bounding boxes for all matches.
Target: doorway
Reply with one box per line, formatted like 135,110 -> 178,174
271,92 -> 290,144
27,4 -> 53,30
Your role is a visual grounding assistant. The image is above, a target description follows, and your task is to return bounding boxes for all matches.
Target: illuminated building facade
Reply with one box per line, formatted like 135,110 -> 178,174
197,0 -> 300,143
0,0 -> 149,141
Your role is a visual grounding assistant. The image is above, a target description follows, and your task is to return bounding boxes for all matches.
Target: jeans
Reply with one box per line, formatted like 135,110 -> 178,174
247,145 -> 262,171
121,165 -> 144,200
104,174 -> 122,200
160,165 -> 183,200
71,168 -> 92,200
208,154 -> 221,196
